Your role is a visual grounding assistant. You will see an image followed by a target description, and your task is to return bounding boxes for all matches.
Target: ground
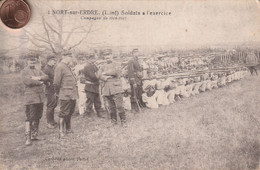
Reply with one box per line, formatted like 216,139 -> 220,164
0,73 -> 259,170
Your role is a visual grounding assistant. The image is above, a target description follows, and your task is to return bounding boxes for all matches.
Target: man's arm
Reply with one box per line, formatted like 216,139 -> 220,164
42,66 -> 52,85
83,64 -> 99,81
53,65 -> 62,95
21,70 -> 43,86
127,60 -> 135,77
39,70 -> 49,81
30,69 -> 49,82
97,66 -> 112,81
134,60 -> 142,72
103,62 -> 120,77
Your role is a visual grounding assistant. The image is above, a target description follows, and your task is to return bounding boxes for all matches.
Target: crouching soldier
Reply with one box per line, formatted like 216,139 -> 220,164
54,52 -> 78,138
21,56 -> 48,146
98,49 -> 127,127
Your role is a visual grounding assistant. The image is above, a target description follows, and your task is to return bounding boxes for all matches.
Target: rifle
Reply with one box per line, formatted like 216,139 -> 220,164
142,66 -> 247,81
133,83 -> 141,112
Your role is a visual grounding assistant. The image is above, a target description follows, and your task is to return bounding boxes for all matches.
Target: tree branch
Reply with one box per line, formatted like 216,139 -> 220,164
30,39 -> 51,50
62,23 -> 91,48
45,22 -> 60,36
67,23 -> 93,50
42,16 -> 57,54
24,29 -> 50,44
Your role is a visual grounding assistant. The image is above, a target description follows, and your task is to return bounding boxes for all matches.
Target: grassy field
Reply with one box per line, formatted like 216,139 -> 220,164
0,73 -> 259,170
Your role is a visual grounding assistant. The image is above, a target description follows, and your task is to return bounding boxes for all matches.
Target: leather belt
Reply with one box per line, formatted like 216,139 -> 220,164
85,80 -> 96,84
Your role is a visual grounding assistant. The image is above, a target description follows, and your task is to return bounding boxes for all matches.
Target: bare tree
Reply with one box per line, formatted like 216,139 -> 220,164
24,18 -> 94,55
23,1 -> 96,55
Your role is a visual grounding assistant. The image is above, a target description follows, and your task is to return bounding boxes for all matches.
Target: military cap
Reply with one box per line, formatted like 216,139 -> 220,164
46,55 -> 56,61
88,53 -> 95,59
103,49 -> 112,56
132,48 -> 139,53
26,55 -> 39,61
61,51 -> 73,57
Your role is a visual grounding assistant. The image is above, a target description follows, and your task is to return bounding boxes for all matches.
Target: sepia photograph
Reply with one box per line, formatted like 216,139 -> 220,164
0,0 -> 260,169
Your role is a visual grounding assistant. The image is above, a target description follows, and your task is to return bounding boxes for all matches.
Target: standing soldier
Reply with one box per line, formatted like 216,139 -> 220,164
21,56 -> 48,146
127,48 -> 145,112
98,49 -> 127,127
82,54 -> 104,118
42,56 -> 58,129
74,57 -> 87,116
54,52 -> 78,138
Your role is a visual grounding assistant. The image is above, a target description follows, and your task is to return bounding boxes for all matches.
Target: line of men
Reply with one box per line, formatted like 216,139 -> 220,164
21,49 -> 145,146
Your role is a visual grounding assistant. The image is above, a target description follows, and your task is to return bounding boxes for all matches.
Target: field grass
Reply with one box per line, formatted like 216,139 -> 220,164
0,73 -> 259,170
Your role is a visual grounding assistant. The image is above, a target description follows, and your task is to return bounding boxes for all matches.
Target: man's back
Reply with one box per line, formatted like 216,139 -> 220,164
54,62 -> 78,100
43,64 -> 55,94
83,61 -> 99,83
83,61 -> 99,93
127,58 -> 141,78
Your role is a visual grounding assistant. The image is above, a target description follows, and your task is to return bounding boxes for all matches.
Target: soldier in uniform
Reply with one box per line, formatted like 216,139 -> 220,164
74,57 -> 87,116
42,56 -> 58,129
53,52 -> 78,138
98,49 -> 127,127
21,56 -> 48,146
127,48 -> 145,112
82,54 -> 104,118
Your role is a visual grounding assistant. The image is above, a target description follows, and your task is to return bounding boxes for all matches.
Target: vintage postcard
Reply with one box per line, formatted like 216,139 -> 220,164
0,0 -> 260,169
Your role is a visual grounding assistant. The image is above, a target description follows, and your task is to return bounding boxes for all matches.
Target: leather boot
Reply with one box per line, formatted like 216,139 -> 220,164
121,120 -> 127,128
59,117 -> 66,138
111,119 -> 118,126
31,120 -> 39,140
65,116 -> 73,134
131,102 -> 139,113
25,121 -> 32,146
97,111 -> 105,118
119,111 -> 127,128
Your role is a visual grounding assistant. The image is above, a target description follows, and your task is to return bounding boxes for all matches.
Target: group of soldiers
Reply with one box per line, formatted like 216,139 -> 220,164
141,69 -> 248,108
21,49 -> 144,146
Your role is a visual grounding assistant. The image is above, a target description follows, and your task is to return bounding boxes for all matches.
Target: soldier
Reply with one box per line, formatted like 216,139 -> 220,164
42,56 -> 58,129
74,57 -> 87,116
98,49 -> 127,127
54,52 -> 78,138
127,48 -> 145,112
82,54 -> 105,118
21,55 -> 48,146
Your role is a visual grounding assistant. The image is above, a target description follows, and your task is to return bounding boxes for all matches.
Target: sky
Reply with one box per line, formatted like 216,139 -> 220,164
1,0 -> 260,54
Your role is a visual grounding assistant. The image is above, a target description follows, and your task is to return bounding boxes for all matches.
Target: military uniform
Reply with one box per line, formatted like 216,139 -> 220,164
21,62 -> 48,145
127,56 -> 145,112
98,59 -> 126,126
82,61 -> 103,117
43,62 -> 57,127
74,63 -> 87,115
54,59 -> 78,136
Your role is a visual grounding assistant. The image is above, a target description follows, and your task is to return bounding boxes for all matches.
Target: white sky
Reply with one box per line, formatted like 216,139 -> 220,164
1,0 -> 260,54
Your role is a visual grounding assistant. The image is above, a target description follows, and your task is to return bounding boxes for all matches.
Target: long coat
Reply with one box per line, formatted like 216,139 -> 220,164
98,61 -> 123,96
53,62 -> 78,100
21,67 -> 48,105
127,57 -> 142,85
42,64 -> 55,94
82,61 -> 99,93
